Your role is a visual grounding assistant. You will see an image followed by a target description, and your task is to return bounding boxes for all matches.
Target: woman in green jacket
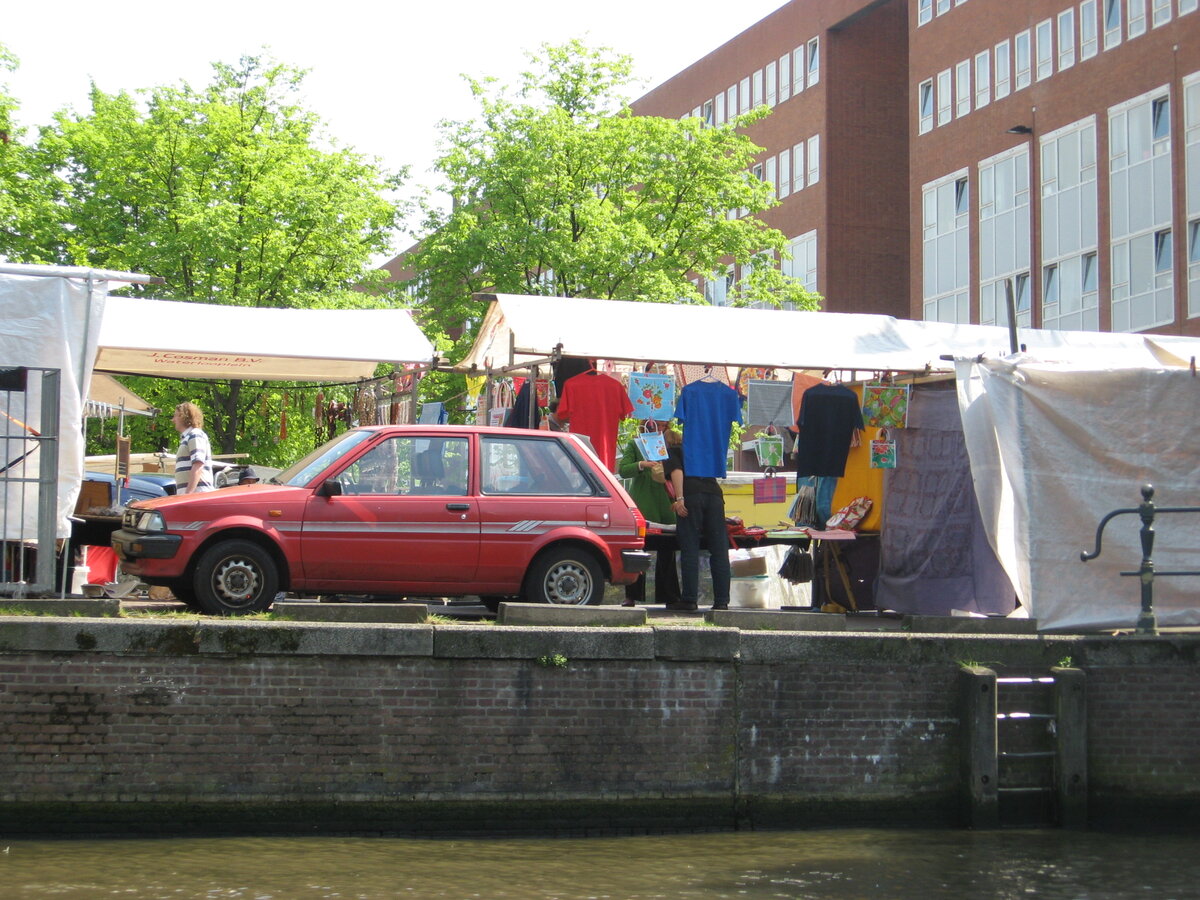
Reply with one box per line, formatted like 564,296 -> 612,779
617,420 -> 681,607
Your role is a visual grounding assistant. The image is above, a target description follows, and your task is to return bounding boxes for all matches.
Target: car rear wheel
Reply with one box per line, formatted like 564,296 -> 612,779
192,539 -> 279,615
522,547 -> 603,606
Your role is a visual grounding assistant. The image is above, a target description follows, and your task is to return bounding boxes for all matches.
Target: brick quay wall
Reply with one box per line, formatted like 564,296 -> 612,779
0,617 -> 1196,836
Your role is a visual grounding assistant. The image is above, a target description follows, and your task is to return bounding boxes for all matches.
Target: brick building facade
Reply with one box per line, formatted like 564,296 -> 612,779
633,0 -> 1200,336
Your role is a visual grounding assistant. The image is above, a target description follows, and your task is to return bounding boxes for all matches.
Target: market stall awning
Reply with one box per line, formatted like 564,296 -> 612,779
96,296 -> 434,381
86,372 -> 155,417
456,293 -> 1199,373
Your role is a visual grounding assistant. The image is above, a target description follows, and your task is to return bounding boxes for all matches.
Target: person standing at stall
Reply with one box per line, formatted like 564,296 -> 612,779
172,402 -> 215,494
617,420 -> 681,607
668,372 -> 742,611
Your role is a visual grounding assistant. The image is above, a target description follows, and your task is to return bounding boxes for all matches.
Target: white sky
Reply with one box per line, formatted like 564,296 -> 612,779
3,1 -> 786,251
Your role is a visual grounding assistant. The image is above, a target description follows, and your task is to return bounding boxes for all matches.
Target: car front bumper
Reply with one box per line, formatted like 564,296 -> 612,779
112,528 -> 183,561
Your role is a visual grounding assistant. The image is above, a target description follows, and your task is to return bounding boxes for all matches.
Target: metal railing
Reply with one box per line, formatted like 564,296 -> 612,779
1,367 -> 61,597
1080,484 -> 1200,635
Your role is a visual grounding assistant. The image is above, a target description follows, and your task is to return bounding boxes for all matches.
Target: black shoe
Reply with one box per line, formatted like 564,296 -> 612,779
710,604 -> 729,611
665,602 -> 698,611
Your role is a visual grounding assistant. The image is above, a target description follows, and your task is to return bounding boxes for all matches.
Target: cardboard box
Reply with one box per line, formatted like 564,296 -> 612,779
74,480 -> 112,515
730,555 -> 770,577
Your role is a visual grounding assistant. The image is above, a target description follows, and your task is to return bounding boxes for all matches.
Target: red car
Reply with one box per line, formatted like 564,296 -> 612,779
113,426 -> 650,615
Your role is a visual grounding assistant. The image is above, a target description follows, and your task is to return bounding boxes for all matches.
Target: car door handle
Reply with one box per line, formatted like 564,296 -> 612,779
445,503 -> 470,511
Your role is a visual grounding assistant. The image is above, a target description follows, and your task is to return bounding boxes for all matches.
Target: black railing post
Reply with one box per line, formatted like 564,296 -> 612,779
1135,484 -> 1158,635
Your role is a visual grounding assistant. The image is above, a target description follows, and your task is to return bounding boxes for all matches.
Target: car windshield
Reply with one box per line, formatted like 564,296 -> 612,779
272,430 -> 375,487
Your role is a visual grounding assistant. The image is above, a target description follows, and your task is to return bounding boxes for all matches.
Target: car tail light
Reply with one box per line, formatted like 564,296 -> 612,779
631,507 -> 646,539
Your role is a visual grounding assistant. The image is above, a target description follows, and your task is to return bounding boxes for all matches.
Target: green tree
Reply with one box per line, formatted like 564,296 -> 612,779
27,55 -> 405,462
0,44 -> 61,263
411,41 -> 821,362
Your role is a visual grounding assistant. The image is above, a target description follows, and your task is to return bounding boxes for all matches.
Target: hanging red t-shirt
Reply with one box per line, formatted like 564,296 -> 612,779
557,372 -> 634,471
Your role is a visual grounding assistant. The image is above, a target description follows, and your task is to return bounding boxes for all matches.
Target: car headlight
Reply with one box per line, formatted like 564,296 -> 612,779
131,510 -> 167,533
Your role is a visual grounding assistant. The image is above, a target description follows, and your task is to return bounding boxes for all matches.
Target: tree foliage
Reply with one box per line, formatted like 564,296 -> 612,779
412,41 -> 821,361
0,45 -> 61,262
11,55 -> 406,462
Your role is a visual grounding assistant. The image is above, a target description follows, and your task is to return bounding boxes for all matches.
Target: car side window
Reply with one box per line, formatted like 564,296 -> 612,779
480,436 -> 594,496
337,436 -> 469,496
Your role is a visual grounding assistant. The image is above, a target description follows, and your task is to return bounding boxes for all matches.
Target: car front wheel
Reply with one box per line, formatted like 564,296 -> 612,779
522,547 -> 603,606
192,539 -> 279,615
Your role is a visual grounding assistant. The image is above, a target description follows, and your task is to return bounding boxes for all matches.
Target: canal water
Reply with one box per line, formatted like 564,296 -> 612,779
3,828 -> 1196,899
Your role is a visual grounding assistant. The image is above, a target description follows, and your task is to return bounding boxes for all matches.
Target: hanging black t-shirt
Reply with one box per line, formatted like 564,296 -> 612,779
794,383 -> 863,477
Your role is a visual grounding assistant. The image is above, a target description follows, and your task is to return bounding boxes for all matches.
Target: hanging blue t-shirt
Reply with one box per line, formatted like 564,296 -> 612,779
672,379 -> 742,478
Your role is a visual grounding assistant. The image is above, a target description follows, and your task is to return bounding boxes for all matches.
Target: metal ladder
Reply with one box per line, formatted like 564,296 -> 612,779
961,666 -> 1087,828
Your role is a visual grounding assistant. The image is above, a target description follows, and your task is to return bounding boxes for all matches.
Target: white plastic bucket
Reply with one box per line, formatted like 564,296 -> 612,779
729,575 -> 770,608
70,566 -> 90,595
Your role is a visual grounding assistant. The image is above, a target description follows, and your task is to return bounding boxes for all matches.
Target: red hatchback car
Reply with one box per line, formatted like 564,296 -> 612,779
113,426 -> 651,615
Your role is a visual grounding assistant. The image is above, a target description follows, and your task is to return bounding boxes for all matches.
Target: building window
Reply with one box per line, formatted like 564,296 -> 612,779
807,38 -> 820,88
1189,219 -> 1200,316
919,79 -> 935,134
1104,0 -> 1122,49
1015,30 -> 1032,90
919,0 -> 933,24
727,85 -> 738,120
938,69 -> 953,126
923,170 -> 972,323
779,54 -> 791,102
766,61 -> 778,107
705,266 -> 733,305
715,92 -> 726,126
1152,96 -> 1170,144
937,0 -> 951,13
1182,0 -> 1198,15
1036,20 -> 1054,80
1186,76 -> 1200,316
1058,10 -> 1077,69
1153,0 -> 1172,24
807,135 -> 820,185
979,148 -> 1032,327
764,156 -> 777,195
1081,0 -> 1099,58
1129,0 -> 1147,36
752,69 -> 764,108
1041,119 -> 1100,330
1110,89 -> 1175,331
702,100 -> 714,127
793,46 -> 806,95
995,40 -> 1012,99
778,149 -> 791,199
975,51 -> 991,108
793,142 -> 806,192
739,77 -> 751,114
956,60 -> 972,117
784,230 -> 818,293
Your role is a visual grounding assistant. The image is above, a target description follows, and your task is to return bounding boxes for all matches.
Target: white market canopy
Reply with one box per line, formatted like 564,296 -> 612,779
96,296 -> 434,382
87,372 -> 155,417
457,293 -> 1199,374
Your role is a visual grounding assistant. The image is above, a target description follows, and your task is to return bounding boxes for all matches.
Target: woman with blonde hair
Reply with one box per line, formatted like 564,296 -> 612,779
172,402 -> 214,494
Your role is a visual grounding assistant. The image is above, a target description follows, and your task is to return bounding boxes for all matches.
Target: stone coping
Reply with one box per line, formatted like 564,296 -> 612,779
0,613 -> 1194,667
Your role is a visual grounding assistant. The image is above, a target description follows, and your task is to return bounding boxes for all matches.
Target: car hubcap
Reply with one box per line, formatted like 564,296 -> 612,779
213,558 -> 259,606
545,561 -> 591,605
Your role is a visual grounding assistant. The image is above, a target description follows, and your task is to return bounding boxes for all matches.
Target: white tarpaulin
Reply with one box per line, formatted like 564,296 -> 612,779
96,296 -> 434,381
0,271 -> 109,540
957,356 -> 1200,632
456,293 -> 1195,373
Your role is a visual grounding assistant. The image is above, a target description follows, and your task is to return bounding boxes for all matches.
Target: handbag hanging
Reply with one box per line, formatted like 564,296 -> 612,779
628,372 -> 676,421
633,421 -> 668,461
869,428 -> 898,469
861,383 -> 911,429
778,544 -> 814,583
753,467 -> 787,504
754,427 -> 785,468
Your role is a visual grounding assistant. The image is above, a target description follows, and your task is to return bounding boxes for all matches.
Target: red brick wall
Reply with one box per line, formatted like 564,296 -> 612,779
0,622 -> 1196,835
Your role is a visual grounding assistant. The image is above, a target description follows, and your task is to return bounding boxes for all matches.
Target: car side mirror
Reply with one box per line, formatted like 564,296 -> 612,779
316,479 -> 343,498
